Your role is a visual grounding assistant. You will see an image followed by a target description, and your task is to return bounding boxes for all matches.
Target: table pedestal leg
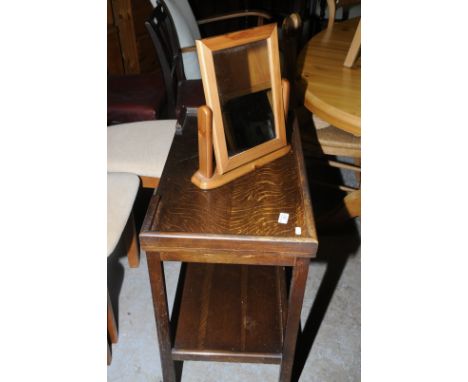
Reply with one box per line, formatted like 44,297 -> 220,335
279,258 -> 310,382
147,252 -> 177,382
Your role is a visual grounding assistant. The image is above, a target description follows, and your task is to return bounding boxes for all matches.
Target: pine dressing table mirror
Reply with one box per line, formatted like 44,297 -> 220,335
191,24 -> 291,190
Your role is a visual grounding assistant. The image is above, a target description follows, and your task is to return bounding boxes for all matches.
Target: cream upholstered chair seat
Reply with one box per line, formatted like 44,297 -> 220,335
312,114 -> 332,130
107,120 -> 176,180
107,172 -> 140,256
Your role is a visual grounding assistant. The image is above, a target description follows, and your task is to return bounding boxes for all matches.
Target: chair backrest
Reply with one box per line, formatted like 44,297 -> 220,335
150,0 -> 199,40
281,13 -> 302,85
145,2 -> 184,117
326,0 -> 361,29
166,0 -> 200,41
158,0 -> 201,80
281,13 -> 303,108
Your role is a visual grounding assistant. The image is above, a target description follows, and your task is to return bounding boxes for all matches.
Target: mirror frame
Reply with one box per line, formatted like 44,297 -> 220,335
196,24 -> 287,175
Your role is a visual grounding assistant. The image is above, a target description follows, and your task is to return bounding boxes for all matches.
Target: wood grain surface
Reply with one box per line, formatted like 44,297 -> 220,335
110,0 -> 140,74
298,18 -> 361,136
140,116 -> 317,258
141,114 -> 317,381
172,263 -> 286,364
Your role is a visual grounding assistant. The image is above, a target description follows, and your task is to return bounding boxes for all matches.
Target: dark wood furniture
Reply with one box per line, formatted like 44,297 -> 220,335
140,115 -> 318,382
108,0 -> 160,75
107,72 -> 167,125
107,0 -> 168,125
108,0 -> 140,75
107,289 -> 118,365
145,3 -> 205,122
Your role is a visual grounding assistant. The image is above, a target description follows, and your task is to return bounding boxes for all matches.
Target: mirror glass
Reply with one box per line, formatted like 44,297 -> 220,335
213,40 -> 276,157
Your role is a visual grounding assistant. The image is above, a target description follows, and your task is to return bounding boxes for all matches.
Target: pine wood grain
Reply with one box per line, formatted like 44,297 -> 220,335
196,24 -> 288,174
298,18 -> 361,136
191,78 -> 291,190
196,105 -> 214,179
343,19 -> 361,68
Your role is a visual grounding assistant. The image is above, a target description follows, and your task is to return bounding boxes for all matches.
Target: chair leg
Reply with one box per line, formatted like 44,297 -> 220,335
107,290 -> 118,344
318,189 -> 361,227
307,156 -> 361,192
107,340 -> 112,365
140,176 -> 159,189
343,189 -> 361,218
354,157 -> 361,187
125,211 -> 140,268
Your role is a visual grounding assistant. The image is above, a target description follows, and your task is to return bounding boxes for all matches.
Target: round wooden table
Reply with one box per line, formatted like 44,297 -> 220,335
298,18 -> 361,137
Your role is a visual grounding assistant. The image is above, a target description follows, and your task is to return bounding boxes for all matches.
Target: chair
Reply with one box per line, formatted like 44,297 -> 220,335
107,72 -> 168,126
107,119 -> 176,189
108,290 -> 117,365
282,11 -> 361,224
107,172 -> 140,364
326,0 -> 361,68
145,2 -> 205,128
150,0 -> 272,80
298,0 -> 361,50
324,0 -> 361,29
281,13 -> 303,110
306,116 -> 361,191
145,0 -> 272,129
313,0 -> 361,192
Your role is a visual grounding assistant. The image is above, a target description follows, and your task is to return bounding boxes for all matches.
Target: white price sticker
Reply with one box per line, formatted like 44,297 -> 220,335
278,212 -> 289,224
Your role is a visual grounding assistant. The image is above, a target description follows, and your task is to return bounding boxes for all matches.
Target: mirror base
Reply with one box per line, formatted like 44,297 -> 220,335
191,145 -> 291,190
